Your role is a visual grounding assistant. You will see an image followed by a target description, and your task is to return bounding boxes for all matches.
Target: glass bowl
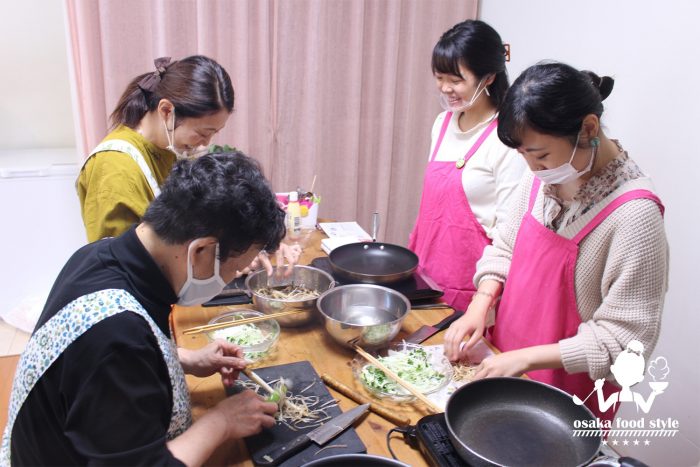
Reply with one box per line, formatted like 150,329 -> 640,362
351,342 -> 453,402
205,309 -> 280,364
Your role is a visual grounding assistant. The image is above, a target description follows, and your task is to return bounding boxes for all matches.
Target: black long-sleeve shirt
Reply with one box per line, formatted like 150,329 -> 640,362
10,227 -> 185,466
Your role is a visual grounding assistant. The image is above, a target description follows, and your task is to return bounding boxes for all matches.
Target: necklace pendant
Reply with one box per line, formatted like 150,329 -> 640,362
455,158 -> 466,169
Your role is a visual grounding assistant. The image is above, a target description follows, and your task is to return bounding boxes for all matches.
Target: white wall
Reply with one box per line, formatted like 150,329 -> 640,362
480,1 -> 700,465
0,0 -> 84,314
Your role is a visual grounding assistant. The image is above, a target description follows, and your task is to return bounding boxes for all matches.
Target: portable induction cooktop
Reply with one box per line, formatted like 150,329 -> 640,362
310,257 -> 444,303
410,413 -> 468,467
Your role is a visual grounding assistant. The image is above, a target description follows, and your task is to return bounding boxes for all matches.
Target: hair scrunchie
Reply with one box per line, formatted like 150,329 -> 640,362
137,57 -> 174,93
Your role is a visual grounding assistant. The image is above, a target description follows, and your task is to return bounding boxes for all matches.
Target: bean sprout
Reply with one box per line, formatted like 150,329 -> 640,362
314,444 -> 348,456
300,381 -> 315,394
255,285 -> 320,301
238,378 -> 339,430
452,362 -> 478,382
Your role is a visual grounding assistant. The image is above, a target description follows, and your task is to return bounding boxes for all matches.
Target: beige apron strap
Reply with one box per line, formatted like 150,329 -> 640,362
87,140 -> 161,197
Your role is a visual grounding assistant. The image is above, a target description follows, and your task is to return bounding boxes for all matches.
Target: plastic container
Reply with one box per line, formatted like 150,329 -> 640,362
276,192 -> 320,229
286,191 -> 302,240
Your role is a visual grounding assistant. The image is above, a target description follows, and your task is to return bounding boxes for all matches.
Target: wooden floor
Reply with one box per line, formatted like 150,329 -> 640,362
0,321 -> 29,357
0,355 -> 19,435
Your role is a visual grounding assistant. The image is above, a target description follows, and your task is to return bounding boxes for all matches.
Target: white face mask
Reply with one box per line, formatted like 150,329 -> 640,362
439,77 -> 488,112
533,133 -> 596,185
187,146 -> 210,158
163,109 -> 189,160
177,242 -> 227,306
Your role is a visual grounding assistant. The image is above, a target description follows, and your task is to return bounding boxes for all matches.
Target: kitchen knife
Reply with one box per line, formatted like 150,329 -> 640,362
253,403 -> 370,466
404,309 -> 463,344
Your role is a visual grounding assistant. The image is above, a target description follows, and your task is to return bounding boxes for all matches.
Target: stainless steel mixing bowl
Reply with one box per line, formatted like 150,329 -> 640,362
245,265 -> 335,327
316,284 -> 410,348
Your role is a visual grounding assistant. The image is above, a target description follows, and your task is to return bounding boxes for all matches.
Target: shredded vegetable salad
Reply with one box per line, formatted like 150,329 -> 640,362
212,323 -> 267,360
360,347 -> 446,395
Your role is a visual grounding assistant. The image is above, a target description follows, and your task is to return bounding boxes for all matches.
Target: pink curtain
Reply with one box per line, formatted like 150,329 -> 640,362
65,0 -> 477,245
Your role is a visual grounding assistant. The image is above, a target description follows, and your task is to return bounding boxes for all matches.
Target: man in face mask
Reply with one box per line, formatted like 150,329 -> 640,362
5,152 -> 287,466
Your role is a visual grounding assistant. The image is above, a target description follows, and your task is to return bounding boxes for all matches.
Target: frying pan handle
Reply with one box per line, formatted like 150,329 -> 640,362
372,212 -> 379,242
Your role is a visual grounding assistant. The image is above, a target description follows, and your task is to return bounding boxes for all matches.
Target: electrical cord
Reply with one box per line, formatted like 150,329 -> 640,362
386,425 -> 417,461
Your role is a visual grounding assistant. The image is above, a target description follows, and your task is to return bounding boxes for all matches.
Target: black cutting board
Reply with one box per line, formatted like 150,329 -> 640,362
226,360 -> 367,466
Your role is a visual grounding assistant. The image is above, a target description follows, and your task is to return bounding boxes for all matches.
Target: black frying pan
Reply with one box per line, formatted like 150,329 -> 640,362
328,213 -> 418,284
445,377 -> 600,467
328,241 -> 418,284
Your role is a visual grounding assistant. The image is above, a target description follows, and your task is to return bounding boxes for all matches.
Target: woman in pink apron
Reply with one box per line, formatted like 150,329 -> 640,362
409,20 -> 525,312
444,62 -> 668,422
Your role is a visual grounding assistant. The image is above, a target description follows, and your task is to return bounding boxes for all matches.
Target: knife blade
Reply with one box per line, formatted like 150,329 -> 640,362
404,309 -> 463,344
253,403 -> 370,466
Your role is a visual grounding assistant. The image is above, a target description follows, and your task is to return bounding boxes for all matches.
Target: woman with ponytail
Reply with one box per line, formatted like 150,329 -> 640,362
77,55 -> 234,243
444,62 -> 668,422
77,55 -> 300,275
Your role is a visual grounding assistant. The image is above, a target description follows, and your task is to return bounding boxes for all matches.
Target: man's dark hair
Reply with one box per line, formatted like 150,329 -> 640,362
143,151 -> 285,258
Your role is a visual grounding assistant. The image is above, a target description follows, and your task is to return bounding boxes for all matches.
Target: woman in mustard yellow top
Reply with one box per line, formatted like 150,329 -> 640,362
77,55 -> 300,273
77,55 -> 233,242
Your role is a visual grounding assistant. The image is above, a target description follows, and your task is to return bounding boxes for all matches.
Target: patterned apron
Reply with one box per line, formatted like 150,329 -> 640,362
0,289 -> 191,466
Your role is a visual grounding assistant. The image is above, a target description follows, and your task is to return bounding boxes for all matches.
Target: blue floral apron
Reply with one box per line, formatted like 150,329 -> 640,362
0,289 -> 192,466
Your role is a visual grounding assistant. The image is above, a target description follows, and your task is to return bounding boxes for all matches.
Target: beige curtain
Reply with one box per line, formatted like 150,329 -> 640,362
65,0 -> 477,245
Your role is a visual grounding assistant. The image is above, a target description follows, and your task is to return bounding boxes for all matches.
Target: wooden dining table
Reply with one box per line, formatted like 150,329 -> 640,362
171,228 -> 494,466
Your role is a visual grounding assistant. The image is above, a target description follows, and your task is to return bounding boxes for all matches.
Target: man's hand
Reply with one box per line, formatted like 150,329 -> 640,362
178,341 -> 247,386
216,390 -> 278,439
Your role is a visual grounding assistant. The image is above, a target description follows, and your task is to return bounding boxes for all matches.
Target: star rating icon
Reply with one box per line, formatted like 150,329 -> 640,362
603,438 -> 651,448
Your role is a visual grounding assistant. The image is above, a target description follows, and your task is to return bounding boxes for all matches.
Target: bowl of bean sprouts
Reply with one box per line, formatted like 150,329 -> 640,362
245,265 -> 335,327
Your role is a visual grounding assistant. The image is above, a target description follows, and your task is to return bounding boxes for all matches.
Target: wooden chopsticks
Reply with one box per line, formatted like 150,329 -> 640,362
242,368 -> 305,413
353,345 -> 442,413
321,373 -> 411,426
182,309 -> 304,335
243,368 -> 278,394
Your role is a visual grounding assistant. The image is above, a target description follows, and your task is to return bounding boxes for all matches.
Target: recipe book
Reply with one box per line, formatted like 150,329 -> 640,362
318,222 -> 371,254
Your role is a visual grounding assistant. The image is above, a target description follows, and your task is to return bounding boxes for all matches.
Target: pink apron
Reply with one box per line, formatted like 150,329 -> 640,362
491,178 -> 664,421
409,113 -> 497,311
